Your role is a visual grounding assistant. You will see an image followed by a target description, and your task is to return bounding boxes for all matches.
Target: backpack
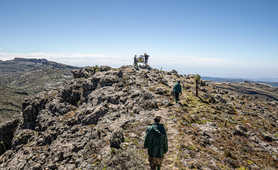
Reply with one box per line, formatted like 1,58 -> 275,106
148,124 -> 166,147
144,124 -> 168,157
150,127 -> 162,145
173,83 -> 181,93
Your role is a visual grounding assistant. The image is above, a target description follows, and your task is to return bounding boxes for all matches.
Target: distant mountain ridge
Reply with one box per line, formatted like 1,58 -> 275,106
0,58 -> 78,73
203,76 -> 278,87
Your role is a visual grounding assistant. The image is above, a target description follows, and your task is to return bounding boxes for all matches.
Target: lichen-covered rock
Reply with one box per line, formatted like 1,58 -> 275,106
155,87 -> 169,95
48,100 -> 70,115
214,94 -> 226,104
110,130 -> 124,149
12,129 -> 36,147
71,69 -> 89,78
81,105 -> 108,125
60,85 -> 81,106
169,69 -> 178,75
233,125 -> 248,137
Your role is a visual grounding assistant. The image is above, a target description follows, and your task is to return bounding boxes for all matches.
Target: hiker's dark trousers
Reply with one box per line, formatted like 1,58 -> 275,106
174,92 -> 179,103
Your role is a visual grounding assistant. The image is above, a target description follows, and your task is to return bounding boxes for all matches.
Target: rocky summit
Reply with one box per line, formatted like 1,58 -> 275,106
0,65 -> 277,169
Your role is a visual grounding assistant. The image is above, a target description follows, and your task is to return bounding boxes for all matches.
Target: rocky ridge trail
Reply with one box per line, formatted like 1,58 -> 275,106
0,65 -> 277,169
155,108 -> 182,170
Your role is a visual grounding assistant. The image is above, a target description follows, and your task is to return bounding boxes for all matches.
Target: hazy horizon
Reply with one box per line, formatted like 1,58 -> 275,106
1,56 -> 278,82
0,0 -> 277,81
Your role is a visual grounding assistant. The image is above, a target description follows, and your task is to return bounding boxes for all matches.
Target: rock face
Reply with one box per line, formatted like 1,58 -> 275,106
0,66 -> 158,169
22,97 -> 48,129
0,119 -> 19,155
0,65 -> 277,170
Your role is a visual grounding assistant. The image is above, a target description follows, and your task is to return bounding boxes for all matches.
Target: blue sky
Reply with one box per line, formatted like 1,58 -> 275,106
0,0 -> 277,81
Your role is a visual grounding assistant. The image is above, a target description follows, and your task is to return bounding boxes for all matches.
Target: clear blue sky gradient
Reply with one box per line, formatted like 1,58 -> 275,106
0,0 -> 277,80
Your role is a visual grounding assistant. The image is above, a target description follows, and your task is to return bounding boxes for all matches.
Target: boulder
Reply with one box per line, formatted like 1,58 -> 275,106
110,130 -> 124,149
214,95 -> 226,104
12,129 -> 36,147
262,133 -> 276,142
60,86 -> 81,106
169,69 -> 178,75
22,97 -> 47,129
48,100 -> 70,115
71,69 -> 89,78
0,119 -> 19,155
233,125 -> 248,137
155,87 -> 169,95
81,105 -> 108,125
99,75 -> 119,87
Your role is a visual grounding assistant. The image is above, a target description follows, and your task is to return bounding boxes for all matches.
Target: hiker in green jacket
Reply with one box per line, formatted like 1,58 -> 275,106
173,80 -> 182,103
144,116 -> 168,170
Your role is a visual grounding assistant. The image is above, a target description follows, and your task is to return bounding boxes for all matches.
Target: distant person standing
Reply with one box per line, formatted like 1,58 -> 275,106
173,80 -> 182,103
144,116 -> 168,170
134,55 -> 138,69
144,53 -> 150,65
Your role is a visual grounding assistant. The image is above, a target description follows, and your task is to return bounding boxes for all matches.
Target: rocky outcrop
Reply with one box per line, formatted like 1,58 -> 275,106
110,130 -> 125,149
22,96 -> 48,129
71,66 -> 112,79
0,119 -> 19,155
0,66 -> 158,169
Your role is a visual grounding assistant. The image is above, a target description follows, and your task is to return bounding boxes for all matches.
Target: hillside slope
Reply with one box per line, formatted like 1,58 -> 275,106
0,58 -> 78,123
0,65 -> 277,169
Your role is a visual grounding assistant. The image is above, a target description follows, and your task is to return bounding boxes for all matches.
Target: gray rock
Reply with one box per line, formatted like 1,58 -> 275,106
22,97 -> 47,129
0,119 -> 19,155
71,69 -> 89,78
233,125 -> 248,137
262,133 -> 276,142
32,164 -> 42,170
155,87 -> 168,95
48,100 -> 70,115
99,75 -> 118,87
110,130 -> 124,149
12,129 -> 35,147
214,94 -> 226,104
169,69 -> 178,75
60,86 -> 81,106
81,105 -> 108,125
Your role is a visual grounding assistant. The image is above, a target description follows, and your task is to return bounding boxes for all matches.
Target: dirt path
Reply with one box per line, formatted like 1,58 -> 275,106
153,107 -> 182,170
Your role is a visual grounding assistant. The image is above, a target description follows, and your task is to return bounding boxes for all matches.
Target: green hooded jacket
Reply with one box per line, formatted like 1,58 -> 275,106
144,123 -> 168,158
173,82 -> 182,94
